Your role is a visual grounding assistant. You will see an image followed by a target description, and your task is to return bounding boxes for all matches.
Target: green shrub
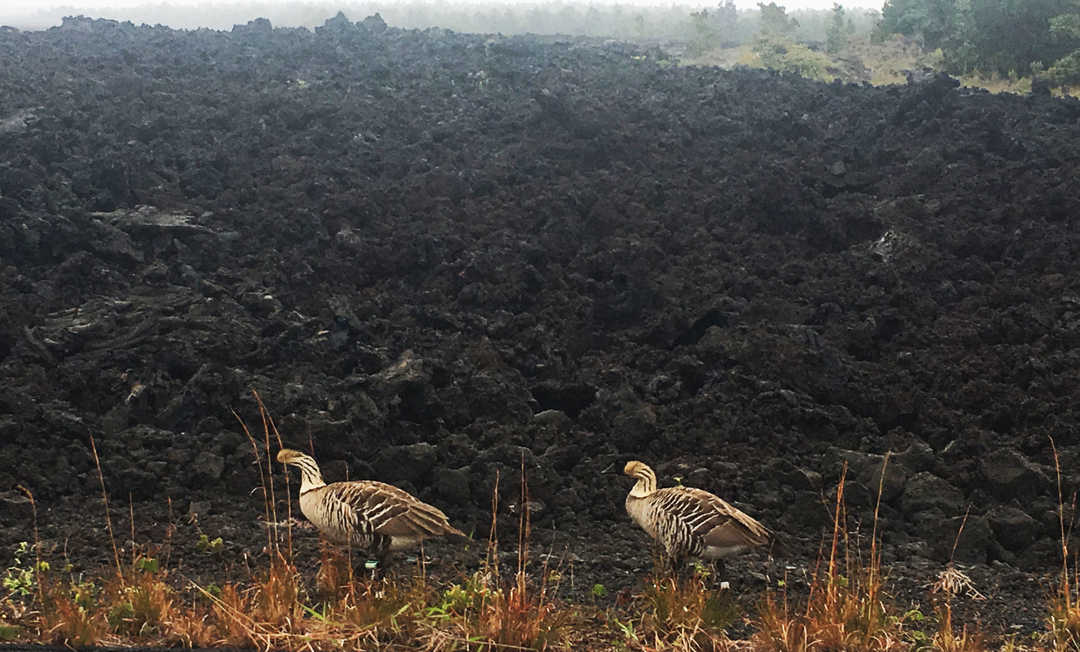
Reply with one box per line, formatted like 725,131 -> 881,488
3,542 -> 47,599
1046,51 -> 1080,87
753,35 -> 836,80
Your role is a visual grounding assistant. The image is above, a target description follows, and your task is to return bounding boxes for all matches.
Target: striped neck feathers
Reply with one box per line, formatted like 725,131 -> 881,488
287,454 -> 326,493
629,464 -> 657,498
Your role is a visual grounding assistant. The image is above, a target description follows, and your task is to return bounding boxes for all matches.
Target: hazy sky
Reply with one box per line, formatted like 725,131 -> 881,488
0,0 -> 885,31
3,0 -> 886,13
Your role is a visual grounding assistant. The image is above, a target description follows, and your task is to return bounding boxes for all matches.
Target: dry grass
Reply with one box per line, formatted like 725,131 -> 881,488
611,571 -> 740,651
957,71 -> 1032,94
955,70 -> 1080,96
2,391 -> 583,651
683,33 -> 1080,95
932,601 -> 986,652
752,455 -> 994,652
752,462 -> 906,652
854,36 -> 933,85
422,463 -> 577,650
1046,437 -> 1080,652
4,400 -> 1079,650
928,563 -> 986,652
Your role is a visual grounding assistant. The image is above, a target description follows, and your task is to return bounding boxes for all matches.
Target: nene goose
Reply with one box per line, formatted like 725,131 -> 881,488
623,460 -> 770,576
276,448 -> 464,567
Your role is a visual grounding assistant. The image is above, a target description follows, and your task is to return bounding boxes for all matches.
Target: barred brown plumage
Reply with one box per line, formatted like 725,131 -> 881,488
276,448 -> 465,567
623,460 -> 770,575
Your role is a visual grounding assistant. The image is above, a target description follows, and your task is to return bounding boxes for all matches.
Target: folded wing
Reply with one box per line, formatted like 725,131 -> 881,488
655,486 -> 769,553
328,481 -> 464,538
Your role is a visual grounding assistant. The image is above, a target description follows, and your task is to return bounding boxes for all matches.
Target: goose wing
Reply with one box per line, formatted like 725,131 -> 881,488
655,486 -> 770,549
329,480 -> 463,538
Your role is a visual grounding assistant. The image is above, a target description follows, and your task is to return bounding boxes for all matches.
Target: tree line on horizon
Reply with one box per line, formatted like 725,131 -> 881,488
876,0 -> 1080,86
5,0 -> 1077,87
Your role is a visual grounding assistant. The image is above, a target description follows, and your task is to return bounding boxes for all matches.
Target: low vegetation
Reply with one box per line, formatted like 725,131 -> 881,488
10,0 -> 1076,94
678,1 -> 1080,95
1,401 -> 1076,650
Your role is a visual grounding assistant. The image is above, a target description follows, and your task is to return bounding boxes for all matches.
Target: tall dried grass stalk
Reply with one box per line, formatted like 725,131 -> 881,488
89,435 -> 124,585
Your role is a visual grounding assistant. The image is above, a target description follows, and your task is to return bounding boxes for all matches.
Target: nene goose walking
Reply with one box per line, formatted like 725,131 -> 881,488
623,460 -> 770,577
277,448 -> 464,568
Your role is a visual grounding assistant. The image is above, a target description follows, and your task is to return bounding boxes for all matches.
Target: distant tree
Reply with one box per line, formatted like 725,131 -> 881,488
752,1 -> 836,79
956,0 -> 1076,75
878,0 -> 1078,75
688,8 -> 715,54
826,3 -> 849,52
1052,1 -> 1080,35
758,2 -> 799,36
686,1 -> 740,54
877,0 -> 959,49
714,0 -> 739,42
1043,0 -> 1080,86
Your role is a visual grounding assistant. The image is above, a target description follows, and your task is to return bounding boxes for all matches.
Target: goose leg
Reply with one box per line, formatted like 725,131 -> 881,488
699,559 -> 727,590
376,550 -> 394,575
672,555 -> 690,583
371,535 -> 396,579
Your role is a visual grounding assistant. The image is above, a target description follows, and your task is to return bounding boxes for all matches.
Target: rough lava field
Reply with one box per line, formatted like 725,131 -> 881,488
3,11 -> 1080,642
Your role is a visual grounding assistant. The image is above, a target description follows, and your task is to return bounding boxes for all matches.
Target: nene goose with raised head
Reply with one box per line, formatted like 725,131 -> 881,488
277,448 -> 465,567
623,460 -> 770,576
